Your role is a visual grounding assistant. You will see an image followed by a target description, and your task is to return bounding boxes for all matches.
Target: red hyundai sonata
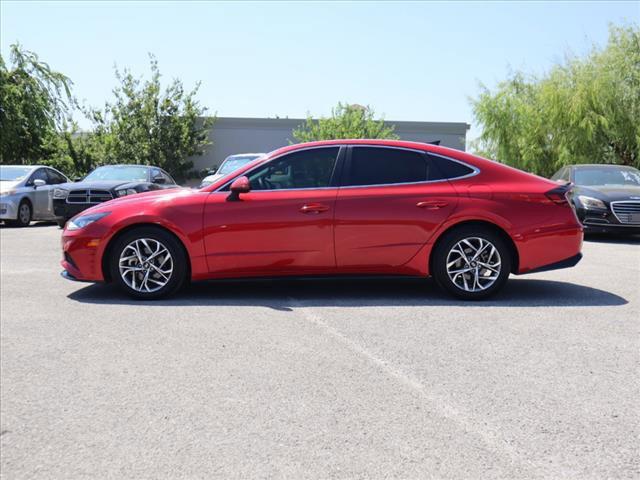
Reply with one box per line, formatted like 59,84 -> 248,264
60,140 -> 583,300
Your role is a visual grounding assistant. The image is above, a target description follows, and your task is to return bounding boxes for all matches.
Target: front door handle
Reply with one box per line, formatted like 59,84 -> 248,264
416,201 -> 448,209
300,203 -> 330,214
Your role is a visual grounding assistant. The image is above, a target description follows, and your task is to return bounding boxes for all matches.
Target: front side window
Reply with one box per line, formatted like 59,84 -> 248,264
346,147 -> 428,186
248,147 -> 339,191
29,168 -> 49,184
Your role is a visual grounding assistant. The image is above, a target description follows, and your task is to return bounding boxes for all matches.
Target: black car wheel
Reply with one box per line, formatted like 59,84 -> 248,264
8,200 -> 32,227
432,226 -> 512,300
109,226 -> 187,299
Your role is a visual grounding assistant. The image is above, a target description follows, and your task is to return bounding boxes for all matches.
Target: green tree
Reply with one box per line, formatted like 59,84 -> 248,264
85,56 -> 214,180
0,44 -> 74,164
292,102 -> 398,143
471,24 -> 640,177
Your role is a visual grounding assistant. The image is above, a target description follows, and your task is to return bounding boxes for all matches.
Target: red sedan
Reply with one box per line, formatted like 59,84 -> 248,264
60,140 -> 583,300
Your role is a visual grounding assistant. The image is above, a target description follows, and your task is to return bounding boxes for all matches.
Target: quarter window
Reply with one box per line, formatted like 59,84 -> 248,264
427,154 -> 475,180
248,147 -> 339,190
346,147 -> 428,186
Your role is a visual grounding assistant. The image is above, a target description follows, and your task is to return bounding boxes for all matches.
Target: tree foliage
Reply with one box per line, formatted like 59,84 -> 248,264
292,102 -> 398,143
471,25 -> 640,177
81,56 -> 214,180
0,44 -> 73,164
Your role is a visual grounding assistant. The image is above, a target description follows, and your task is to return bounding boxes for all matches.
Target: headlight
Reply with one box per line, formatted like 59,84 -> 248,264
116,188 -> 138,197
66,212 -> 110,231
0,190 -> 17,197
53,188 -> 69,199
577,195 -> 607,210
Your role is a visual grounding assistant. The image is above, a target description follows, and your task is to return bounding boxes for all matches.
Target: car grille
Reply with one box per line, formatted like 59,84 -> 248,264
611,201 -> 640,225
66,189 -> 113,204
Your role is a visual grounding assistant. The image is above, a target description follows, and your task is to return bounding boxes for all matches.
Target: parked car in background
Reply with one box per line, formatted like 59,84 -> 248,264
551,164 -> 640,234
60,140 -> 583,301
53,165 -> 178,227
0,165 -> 70,227
199,153 -> 265,188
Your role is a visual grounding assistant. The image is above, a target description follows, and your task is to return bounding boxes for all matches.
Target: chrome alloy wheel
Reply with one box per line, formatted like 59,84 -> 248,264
446,237 -> 502,292
118,238 -> 174,293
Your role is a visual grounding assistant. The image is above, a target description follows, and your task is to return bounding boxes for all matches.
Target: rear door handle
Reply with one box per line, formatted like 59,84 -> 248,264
416,201 -> 449,209
300,203 -> 330,214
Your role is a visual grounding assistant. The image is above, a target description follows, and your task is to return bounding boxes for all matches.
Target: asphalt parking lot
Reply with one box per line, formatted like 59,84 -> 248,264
1,224 -> 639,479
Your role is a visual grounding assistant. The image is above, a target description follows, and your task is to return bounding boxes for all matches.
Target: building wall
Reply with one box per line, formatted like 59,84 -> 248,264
190,117 -> 469,172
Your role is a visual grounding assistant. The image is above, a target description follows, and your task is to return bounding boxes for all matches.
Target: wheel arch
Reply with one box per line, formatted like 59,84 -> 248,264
101,223 -> 192,283
428,220 -> 520,275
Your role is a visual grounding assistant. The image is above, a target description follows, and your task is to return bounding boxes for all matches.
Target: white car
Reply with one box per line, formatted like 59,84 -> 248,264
199,153 -> 265,188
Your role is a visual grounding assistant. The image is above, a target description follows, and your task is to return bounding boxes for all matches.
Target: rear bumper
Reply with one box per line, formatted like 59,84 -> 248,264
518,253 -> 582,275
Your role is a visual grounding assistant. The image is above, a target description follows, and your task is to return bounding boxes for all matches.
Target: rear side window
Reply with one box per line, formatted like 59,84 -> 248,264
47,169 -> 67,184
346,147 -> 428,186
427,154 -> 475,180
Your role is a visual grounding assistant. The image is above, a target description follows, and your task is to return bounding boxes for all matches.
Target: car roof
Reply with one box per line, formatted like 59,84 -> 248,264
265,139 -> 461,159
1,165 -> 44,169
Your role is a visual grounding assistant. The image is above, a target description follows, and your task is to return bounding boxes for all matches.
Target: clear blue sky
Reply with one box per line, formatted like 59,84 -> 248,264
1,1 -> 638,140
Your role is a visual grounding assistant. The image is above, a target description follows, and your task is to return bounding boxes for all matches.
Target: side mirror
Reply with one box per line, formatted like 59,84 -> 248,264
227,176 -> 250,201
33,179 -> 46,188
73,177 -> 83,182
153,176 -> 166,185
208,167 -> 218,175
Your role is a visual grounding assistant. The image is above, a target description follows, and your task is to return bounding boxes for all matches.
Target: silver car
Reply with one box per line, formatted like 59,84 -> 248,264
0,165 -> 70,227
199,153 -> 265,188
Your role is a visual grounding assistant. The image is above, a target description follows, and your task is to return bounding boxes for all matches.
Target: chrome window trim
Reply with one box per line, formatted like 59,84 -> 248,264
215,145 -> 343,193
214,144 -> 480,193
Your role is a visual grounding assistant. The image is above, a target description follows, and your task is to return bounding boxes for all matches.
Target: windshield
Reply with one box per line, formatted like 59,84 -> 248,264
574,167 -> 640,187
84,166 -> 149,182
218,155 -> 262,175
0,166 -> 33,182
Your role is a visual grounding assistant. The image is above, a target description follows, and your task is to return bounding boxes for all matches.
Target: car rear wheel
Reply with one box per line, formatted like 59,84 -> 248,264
109,227 -> 187,299
8,200 -> 32,227
432,226 -> 511,300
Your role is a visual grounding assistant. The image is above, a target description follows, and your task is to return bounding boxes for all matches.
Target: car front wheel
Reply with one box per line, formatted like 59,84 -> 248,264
432,226 -> 512,300
109,227 -> 187,299
8,200 -> 32,227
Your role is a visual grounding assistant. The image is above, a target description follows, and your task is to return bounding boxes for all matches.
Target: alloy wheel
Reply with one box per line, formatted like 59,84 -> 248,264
19,203 -> 31,224
118,238 -> 174,293
446,237 -> 502,292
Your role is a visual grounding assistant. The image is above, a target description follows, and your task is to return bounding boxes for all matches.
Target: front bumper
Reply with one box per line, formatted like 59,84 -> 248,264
53,199 -> 93,220
576,206 -> 640,234
0,198 -> 19,220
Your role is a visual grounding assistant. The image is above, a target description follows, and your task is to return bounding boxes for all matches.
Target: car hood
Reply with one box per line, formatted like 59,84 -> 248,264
58,180 -> 147,190
574,184 -> 640,202
0,180 -> 21,193
79,186 -> 191,216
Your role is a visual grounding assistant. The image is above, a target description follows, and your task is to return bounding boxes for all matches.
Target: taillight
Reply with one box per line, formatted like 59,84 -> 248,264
545,183 -> 572,205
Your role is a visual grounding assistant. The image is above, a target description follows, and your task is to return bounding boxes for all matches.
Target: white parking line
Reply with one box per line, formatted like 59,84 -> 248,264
287,296 -> 569,476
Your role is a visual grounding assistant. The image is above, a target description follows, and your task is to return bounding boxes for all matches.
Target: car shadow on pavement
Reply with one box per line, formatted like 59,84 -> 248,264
67,277 -> 628,309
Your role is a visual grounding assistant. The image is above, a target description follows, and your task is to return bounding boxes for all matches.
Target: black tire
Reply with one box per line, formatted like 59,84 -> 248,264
108,226 -> 188,300
57,218 -> 67,229
431,225 -> 512,300
8,200 -> 32,227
